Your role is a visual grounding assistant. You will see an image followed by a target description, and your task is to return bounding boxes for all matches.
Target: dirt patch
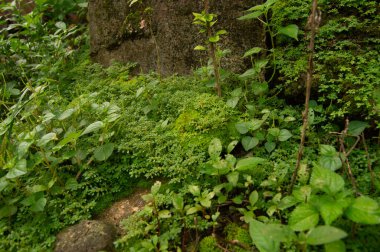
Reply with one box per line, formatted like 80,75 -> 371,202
95,188 -> 149,235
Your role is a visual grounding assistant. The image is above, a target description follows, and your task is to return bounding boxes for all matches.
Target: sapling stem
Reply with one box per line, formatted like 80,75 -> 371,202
289,0 -> 319,194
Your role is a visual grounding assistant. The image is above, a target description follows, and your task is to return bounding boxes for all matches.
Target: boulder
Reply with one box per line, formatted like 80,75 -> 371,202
88,0 -> 264,75
54,220 -> 116,252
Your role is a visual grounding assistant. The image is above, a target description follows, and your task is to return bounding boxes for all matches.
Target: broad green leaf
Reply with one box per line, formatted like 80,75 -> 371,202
278,24 -> 299,40
30,197 -> 47,212
94,143 -> 114,161
209,35 -> 220,43
253,81 -> 269,96
348,121 -> 369,136
81,121 -> 104,136
268,128 -> 280,138
227,172 -> 239,186
235,122 -> 250,134
232,195 -> 243,204
324,240 -> 346,252
53,131 -> 81,151
239,68 -> 257,80
243,47 -> 262,58
65,178 -> 79,190
249,220 -> 280,252
30,184 -> 47,193
227,96 -> 240,108
289,204 -> 319,231
17,141 -> 31,158
188,185 -> 200,196
58,108 -> 76,121
208,138 -> 222,157
0,178 -> 9,192
242,136 -> 259,151
265,141 -> 276,153
310,166 -> 345,195
200,197 -> 212,208
37,133 -> 58,147
254,59 -> 269,71
293,186 -> 312,202
318,196 -> 344,225
250,119 -> 264,131
55,21 -> 66,30
227,140 -> 238,154
236,157 -> 266,172
319,155 -> 342,171
306,226 -> 347,245
0,205 -> 17,219
186,206 -> 201,215
151,181 -> 161,195
278,196 -> 298,210
320,145 -> 337,156
158,210 -> 171,219
238,11 -> 263,21
194,45 -> 206,51
345,196 -> 380,224
249,190 -> 259,206
216,29 -> 227,35
6,159 -> 27,179
278,129 -> 292,141
173,195 -> 184,210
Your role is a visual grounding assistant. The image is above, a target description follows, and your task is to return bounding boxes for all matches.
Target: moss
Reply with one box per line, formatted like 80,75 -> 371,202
199,236 -> 222,252
224,223 -> 252,252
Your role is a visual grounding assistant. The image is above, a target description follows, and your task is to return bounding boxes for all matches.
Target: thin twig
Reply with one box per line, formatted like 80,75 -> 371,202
289,0 -> 319,194
339,118 -> 359,195
361,133 -> 375,192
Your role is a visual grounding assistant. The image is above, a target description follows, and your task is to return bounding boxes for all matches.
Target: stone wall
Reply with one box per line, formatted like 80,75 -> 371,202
89,0 -> 264,75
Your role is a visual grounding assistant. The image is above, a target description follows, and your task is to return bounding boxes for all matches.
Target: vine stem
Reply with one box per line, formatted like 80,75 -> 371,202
289,0 -> 319,194
361,133 -> 375,192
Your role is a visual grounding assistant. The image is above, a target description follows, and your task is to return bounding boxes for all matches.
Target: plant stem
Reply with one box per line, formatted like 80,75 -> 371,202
204,0 -> 222,97
289,0 -> 319,194
361,133 -> 375,192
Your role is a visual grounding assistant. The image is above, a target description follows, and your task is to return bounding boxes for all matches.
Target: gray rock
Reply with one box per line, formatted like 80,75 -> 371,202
88,0 -> 264,75
54,220 -> 116,252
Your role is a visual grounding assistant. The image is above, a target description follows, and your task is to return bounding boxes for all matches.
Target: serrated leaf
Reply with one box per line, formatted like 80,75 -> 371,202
236,157 -> 266,172
6,159 -> 27,179
81,121 -> 104,136
318,196 -> 344,225
250,119 -> 264,131
345,196 -> 380,224
310,166 -> 345,195
278,24 -> 299,40
289,204 -> 319,231
249,220 -> 280,252
278,196 -> 298,210
37,133 -> 58,147
348,121 -> 369,136
268,128 -> 280,138
278,129 -> 292,141
94,143 -> 114,161
306,226 -> 347,245
242,136 -> 259,151
243,47 -> 262,57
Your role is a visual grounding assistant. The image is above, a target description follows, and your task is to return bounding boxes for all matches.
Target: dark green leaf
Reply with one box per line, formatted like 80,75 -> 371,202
278,24 -> 299,40
249,220 -> 280,252
265,141 -> 276,153
310,166 -> 345,195
236,157 -> 266,172
348,121 -> 369,136
242,136 -> 259,151
94,143 -> 114,161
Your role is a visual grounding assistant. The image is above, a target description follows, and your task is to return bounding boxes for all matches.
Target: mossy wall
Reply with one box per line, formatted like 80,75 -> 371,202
89,0 -> 264,75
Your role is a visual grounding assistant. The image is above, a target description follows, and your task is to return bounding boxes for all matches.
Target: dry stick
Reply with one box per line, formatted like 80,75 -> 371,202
204,0 -> 222,97
289,0 -> 319,194
339,118 -> 359,195
362,133 -> 375,192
